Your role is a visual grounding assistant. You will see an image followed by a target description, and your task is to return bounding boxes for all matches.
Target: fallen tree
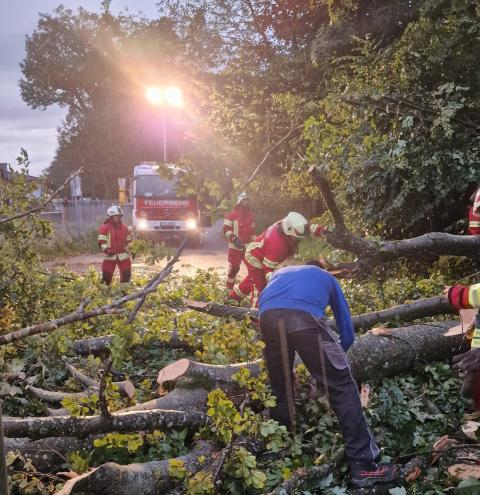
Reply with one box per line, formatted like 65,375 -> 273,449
185,296 -> 456,330
310,168 -> 480,268
57,440 -> 216,495
3,408 -> 208,439
0,237 -> 188,347
17,318 -> 463,435
71,329 -> 195,357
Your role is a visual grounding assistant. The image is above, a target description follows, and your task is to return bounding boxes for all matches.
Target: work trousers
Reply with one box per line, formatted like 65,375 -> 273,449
230,262 -> 267,308
101,258 -> 131,285
226,249 -> 245,290
260,309 -> 379,464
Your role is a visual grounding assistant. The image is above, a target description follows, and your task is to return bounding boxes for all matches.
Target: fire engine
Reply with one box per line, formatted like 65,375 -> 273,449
132,162 -> 202,246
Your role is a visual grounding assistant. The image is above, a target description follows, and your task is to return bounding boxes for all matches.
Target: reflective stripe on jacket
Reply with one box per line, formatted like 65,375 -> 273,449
245,222 -> 296,274
98,219 -> 132,261
469,206 -> 480,235
223,206 -> 255,250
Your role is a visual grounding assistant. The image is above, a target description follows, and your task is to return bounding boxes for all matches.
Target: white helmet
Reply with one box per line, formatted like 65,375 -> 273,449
106,205 -> 124,218
281,212 -> 308,238
237,191 -> 249,205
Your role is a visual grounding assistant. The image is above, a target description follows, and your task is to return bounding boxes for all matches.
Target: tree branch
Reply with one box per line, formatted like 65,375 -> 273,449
3,409 -> 209,439
309,167 -> 480,266
0,237 -> 188,346
0,167 -> 83,225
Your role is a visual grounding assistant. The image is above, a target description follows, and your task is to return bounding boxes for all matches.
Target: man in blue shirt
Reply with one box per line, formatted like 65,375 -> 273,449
258,262 -> 398,488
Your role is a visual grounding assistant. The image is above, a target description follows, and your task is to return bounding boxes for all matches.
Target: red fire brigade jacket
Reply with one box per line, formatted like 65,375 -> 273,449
223,206 -> 256,250
245,221 -> 325,275
98,219 -> 132,261
469,206 -> 480,235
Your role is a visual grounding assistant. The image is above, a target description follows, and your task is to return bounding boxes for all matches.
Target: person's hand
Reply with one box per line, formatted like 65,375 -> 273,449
443,286 -> 451,297
232,236 -> 245,250
105,248 -> 115,256
452,348 -> 480,373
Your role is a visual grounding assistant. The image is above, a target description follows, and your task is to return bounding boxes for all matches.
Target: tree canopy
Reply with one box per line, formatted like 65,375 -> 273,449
21,0 -> 480,235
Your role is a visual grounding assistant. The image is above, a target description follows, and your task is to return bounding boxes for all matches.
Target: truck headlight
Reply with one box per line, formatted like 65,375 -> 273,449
137,218 -> 148,230
186,218 -> 198,230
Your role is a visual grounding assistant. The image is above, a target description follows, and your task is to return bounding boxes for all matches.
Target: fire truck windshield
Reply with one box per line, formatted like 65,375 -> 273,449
136,175 -> 178,197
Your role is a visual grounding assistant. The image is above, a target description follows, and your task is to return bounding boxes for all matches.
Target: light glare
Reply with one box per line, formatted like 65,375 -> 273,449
146,87 -> 164,105
164,86 -> 183,108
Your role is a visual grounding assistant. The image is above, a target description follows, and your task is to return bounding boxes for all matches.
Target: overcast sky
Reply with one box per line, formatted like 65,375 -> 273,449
0,0 -> 159,175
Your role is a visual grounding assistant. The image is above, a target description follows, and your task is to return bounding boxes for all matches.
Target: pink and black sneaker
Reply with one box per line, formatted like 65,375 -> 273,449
350,462 -> 399,488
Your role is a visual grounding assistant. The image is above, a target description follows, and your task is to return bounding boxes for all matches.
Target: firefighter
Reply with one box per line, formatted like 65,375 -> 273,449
223,192 -> 256,290
98,205 -> 132,285
258,261 -> 399,488
468,185 -> 480,235
445,283 -> 480,409
228,211 -> 327,307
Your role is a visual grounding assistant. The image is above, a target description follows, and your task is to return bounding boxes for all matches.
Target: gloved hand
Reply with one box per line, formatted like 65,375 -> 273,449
105,248 -> 115,257
232,236 -> 245,250
452,348 -> 480,373
310,224 -> 334,237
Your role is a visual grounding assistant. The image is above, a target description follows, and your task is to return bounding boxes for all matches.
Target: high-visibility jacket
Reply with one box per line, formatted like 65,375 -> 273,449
469,206 -> 480,235
448,283 -> 480,348
98,219 -> 132,261
223,206 -> 255,251
245,221 -> 325,275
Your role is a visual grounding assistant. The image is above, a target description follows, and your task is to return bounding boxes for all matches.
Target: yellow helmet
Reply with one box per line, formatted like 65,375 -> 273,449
281,212 -> 308,238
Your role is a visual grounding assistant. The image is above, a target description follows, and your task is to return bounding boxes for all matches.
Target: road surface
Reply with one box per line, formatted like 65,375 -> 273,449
45,221 -> 247,279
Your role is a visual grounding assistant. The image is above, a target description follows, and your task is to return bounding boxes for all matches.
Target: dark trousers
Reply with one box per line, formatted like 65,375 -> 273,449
260,309 -> 379,464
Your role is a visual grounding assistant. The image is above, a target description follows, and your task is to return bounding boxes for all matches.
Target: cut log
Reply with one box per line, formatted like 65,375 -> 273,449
3,408 -> 208,439
120,388 -> 209,413
157,357 -> 262,394
185,296 -> 456,331
62,358 -> 135,399
56,440 -> 215,495
4,436 -> 94,472
71,330 -> 194,357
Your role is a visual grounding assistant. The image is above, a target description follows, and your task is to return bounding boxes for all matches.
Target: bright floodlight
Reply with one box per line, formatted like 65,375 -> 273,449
163,86 -> 183,108
146,87 -> 164,105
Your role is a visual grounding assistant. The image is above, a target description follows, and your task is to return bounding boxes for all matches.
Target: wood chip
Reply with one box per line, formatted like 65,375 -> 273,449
360,383 -> 371,408
447,463 -> 480,480
461,421 -> 480,441
405,466 -> 421,482
368,327 -> 392,336
444,309 -> 477,336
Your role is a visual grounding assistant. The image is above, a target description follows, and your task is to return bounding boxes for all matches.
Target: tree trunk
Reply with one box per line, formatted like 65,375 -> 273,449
3,409 -> 208,439
119,388 -> 209,413
156,357 -> 262,393
348,320 -> 465,383
4,436 -> 95,472
185,296 -> 456,331
56,440 -> 215,495
71,330 -> 194,357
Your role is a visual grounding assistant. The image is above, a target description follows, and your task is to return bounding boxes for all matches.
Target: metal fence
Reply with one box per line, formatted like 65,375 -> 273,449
42,200 -> 133,238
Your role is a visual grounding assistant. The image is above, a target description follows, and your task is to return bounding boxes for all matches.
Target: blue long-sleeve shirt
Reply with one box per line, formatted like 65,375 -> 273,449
258,265 -> 355,351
